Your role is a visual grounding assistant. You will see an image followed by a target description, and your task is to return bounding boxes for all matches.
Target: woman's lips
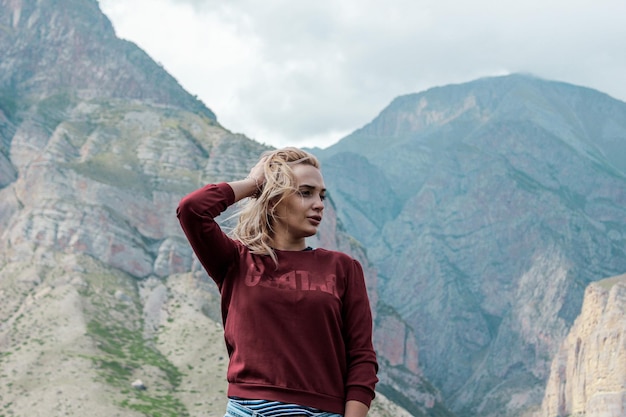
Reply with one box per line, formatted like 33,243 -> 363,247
308,215 -> 322,225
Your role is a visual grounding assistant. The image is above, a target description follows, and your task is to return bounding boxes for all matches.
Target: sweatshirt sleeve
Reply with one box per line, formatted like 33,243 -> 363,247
343,259 -> 379,407
176,182 -> 238,287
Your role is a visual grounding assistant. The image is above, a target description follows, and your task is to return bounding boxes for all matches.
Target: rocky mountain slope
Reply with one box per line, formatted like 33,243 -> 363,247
0,0 -> 212,118
0,0 -> 446,416
313,74 -> 626,416
538,274 -> 625,417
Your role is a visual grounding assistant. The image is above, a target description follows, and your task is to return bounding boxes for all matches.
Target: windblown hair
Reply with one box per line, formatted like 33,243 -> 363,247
231,147 -> 321,264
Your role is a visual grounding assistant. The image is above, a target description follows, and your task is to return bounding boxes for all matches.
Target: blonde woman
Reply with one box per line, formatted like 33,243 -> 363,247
177,147 -> 378,417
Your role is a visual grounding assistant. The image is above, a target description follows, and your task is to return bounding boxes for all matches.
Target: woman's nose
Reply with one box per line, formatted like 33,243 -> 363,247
313,195 -> 324,210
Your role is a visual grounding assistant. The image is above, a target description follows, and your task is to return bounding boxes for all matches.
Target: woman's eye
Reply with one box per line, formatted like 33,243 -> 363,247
298,189 -> 325,201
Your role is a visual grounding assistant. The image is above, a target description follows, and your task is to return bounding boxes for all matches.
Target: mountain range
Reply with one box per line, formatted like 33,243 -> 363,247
1,1 -> 625,417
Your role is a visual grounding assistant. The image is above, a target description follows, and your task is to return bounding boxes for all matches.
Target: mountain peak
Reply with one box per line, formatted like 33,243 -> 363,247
322,74 -> 626,176
0,0 -> 215,119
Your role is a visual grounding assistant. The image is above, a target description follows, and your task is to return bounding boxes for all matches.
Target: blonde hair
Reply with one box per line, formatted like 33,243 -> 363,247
231,147 -> 321,264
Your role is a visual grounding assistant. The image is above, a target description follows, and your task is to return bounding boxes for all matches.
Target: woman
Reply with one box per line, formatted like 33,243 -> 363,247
177,147 -> 378,417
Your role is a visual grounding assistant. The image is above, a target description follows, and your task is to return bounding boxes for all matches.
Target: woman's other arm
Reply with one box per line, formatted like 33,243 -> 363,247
345,399 -> 369,417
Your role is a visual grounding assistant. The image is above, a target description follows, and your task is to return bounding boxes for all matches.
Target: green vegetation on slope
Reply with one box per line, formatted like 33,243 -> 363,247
78,259 -> 189,417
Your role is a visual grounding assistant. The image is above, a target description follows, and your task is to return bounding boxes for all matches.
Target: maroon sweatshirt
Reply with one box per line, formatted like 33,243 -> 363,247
176,183 -> 378,414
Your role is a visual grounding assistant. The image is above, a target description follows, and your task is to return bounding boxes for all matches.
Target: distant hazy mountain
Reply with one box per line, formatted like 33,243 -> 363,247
0,1 -> 445,416
313,74 -> 626,416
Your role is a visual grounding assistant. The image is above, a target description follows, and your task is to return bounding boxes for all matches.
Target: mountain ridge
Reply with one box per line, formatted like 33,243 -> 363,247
0,0 -> 214,119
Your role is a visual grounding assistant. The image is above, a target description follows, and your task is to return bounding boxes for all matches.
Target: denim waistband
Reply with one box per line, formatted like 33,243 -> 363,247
226,400 -> 262,417
225,399 -> 342,417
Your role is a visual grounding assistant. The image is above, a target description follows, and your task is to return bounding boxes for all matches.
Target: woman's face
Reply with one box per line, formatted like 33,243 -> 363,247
272,163 -> 326,249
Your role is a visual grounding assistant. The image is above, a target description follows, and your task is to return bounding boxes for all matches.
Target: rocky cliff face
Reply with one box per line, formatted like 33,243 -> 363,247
0,94 -> 266,416
538,275 -> 626,417
0,1 -> 441,416
314,75 -> 626,416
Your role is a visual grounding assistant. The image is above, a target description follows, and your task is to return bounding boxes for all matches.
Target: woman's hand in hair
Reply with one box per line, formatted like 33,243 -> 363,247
247,156 -> 267,189
229,156 -> 267,202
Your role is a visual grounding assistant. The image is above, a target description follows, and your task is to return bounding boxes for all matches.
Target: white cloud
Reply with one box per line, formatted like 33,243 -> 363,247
100,0 -> 626,149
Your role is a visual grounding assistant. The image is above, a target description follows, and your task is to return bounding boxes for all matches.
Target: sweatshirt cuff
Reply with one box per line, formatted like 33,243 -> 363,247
217,182 -> 236,206
346,386 -> 375,408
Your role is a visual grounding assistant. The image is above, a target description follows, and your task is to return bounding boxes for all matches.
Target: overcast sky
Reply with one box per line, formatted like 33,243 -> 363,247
99,0 -> 626,149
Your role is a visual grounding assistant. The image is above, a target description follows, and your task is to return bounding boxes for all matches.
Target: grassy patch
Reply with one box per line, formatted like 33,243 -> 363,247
66,155 -> 153,197
87,320 -> 183,388
36,91 -> 74,127
86,319 -> 187,416
595,274 -> 626,290
120,392 -> 189,417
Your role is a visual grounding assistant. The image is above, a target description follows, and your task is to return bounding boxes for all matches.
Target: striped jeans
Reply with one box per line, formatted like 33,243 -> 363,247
223,399 -> 343,417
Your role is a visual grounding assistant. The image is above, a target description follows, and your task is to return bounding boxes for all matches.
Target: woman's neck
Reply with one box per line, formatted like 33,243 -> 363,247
270,235 -> 307,251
